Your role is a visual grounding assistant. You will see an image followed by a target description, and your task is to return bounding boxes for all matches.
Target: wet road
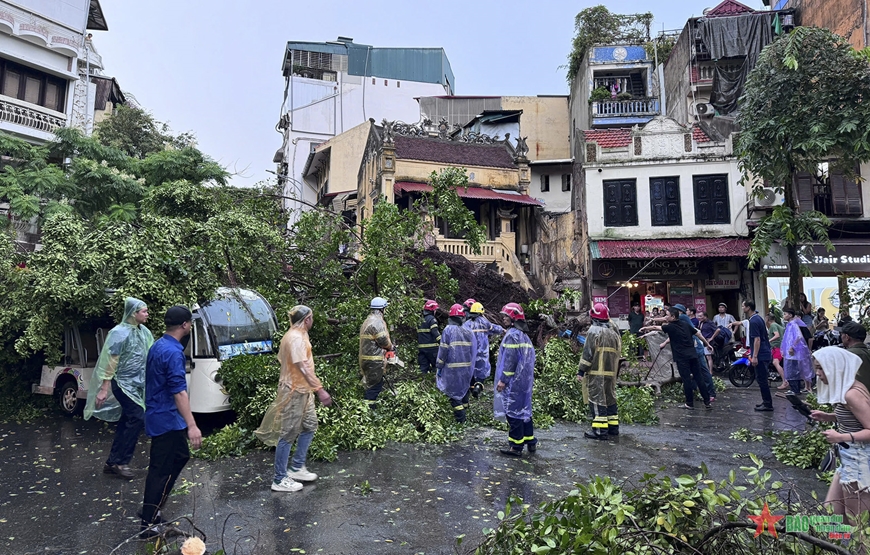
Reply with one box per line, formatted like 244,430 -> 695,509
0,386 -> 822,555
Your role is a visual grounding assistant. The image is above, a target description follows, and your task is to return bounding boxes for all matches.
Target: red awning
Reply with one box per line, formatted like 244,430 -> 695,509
395,182 -> 543,207
591,238 -> 750,259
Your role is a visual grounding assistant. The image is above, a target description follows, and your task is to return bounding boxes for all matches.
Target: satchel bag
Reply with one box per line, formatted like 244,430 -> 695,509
819,444 -> 840,472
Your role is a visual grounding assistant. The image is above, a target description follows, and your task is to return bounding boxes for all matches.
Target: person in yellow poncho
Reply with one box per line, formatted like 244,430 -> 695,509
255,306 -> 332,492
84,297 -> 154,479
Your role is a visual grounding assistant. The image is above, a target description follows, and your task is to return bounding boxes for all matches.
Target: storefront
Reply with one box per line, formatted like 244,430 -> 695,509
760,242 -> 870,319
590,238 -> 751,328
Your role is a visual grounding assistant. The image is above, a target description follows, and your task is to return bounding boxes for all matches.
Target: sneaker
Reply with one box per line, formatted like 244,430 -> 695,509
104,463 -> 135,479
271,477 -> 303,492
678,404 -> 695,410
704,404 -> 713,410
287,466 -> 318,482
754,404 -> 774,412
139,522 -> 185,540
708,397 -> 715,403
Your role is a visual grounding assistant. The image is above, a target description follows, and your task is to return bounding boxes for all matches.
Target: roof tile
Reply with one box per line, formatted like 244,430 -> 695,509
693,125 -> 713,143
394,136 -> 515,168
582,128 -> 632,149
591,238 -> 750,259
706,0 -> 755,17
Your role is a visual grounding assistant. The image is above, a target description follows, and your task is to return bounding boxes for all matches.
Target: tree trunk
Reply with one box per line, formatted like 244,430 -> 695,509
785,170 -> 803,309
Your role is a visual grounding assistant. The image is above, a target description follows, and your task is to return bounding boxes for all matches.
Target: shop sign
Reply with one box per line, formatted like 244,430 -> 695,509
761,243 -> 870,274
593,259 -> 702,280
705,279 -> 739,290
593,295 -> 608,306
694,297 -> 707,314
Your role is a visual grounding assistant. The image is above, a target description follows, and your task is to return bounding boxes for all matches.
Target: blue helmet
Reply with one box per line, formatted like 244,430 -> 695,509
370,297 -> 389,310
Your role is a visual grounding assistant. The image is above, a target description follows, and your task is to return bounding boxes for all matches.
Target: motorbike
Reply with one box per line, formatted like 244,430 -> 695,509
711,341 -> 737,375
812,328 -> 841,351
728,347 -> 783,388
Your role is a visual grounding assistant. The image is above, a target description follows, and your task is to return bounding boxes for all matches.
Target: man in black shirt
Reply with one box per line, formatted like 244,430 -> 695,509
628,304 -> 645,357
643,307 -> 713,409
744,300 -> 774,411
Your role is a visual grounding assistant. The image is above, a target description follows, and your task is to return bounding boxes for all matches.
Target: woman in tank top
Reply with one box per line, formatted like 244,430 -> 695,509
810,347 -> 870,528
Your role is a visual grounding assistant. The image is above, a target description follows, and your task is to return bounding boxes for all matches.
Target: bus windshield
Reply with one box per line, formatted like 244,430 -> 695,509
198,289 -> 277,361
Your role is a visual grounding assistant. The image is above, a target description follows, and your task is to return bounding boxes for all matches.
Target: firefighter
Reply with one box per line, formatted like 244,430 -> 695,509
495,303 -> 537,457
577,303 -> 622,440
463,302 -> 504,398
418,300 -> 441,374
435,304 -> 477,423
358,297 -> 394,403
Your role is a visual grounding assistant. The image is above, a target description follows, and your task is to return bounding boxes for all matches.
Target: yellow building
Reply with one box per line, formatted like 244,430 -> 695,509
305,119 -> 541,290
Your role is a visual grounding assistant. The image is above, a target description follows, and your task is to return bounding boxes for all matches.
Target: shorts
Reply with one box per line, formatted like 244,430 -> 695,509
771,347 -> 782,361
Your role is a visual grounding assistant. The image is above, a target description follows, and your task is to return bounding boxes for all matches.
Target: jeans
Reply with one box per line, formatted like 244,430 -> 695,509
274,431 -> 315,483
141,429 -> 190,525
756,359 -> 773,406
675,356 -> 711,406
107,380 -> 144,466
788,379 -> 803,395
698,354 -> 716,399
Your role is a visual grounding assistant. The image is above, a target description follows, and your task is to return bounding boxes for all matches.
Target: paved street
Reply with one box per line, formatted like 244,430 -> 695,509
0,385 -> 822,555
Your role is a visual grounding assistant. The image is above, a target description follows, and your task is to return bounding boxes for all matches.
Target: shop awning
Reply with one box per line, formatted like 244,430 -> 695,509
591,238 -> 750,259
395,182 -> 544,207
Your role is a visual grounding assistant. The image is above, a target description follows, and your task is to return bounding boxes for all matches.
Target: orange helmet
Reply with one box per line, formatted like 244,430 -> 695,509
423,299 -> 439,312
449,304 -> 466,318
500,302 -> 525,321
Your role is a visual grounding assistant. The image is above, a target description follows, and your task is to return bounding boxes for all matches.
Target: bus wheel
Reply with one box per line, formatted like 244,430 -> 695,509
58,381 -> 83,416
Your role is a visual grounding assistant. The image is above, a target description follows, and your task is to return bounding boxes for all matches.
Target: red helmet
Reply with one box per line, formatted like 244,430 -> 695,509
449,304 -> 466,318
463,298 -> 477,309
423,299 -> 439,312
590,302 -> 610,320
500,302 -> 525,321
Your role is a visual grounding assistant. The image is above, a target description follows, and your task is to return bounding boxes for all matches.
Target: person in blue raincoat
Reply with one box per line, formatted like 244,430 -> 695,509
495,302 -> 537,457
84,297 -> 154,479
463,302 -> 504,398
782,307 -> 813,395
436,304 -> 477,423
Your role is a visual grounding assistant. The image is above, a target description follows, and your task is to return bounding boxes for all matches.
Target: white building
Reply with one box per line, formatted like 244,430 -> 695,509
0,0 -> 109,143
580,116 -> 752,322
275,37 -> 455,220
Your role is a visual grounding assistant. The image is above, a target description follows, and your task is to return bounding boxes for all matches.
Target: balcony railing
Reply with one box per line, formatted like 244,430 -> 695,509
435,235 -> 533,291
591,98 -> 660,117
694,63 -> 743,82
0,96 -> 66,133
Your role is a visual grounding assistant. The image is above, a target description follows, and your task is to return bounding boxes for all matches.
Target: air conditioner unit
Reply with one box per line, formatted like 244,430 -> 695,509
754,187 -> 782,207
692,102 -> 715,117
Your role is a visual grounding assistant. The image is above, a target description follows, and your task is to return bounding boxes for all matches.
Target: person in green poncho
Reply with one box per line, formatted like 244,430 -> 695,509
84,297 -> 154,479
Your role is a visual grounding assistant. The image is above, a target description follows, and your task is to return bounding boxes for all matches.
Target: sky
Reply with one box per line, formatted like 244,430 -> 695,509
93,0 -> 771,186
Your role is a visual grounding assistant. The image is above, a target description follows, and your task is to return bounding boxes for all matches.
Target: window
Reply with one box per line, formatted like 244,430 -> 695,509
540,174 -> 549,192
561,174 -> 571,192
693,174 -> 730,224
795,170 -> 863,217
603,179 -> 638,226
0,58 -> 67,112
650,176 -> 681,226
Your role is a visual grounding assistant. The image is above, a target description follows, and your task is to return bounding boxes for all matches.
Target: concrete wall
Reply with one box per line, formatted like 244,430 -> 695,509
787,0 -> 868,48
530,211 -> 578,298
662,25 -> 692,125
314,120 -> 371,195
530,163 -> 572,213
501,96 -> 570,161
395,160 -> 519,189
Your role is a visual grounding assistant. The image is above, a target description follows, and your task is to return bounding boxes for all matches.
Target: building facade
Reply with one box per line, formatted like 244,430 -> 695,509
276,37 -> 454,221
779,0 -> 869,49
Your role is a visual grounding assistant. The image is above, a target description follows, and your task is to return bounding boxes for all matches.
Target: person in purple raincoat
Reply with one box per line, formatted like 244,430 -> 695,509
463,302 -> 504,398
495,303 -> 537,457
436,304 -> 477,423
782,307 -> 813,396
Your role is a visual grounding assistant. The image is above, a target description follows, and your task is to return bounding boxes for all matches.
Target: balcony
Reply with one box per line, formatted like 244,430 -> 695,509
0,96 -> 66,136
590,98 -> 660,127
435,234 -> 533,291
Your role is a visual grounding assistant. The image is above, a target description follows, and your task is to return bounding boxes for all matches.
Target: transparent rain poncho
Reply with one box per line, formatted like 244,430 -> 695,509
358,310 -> 393,387
436,323 -> 477,401
84,297 -> 154,422
782,319 -> 813,382
494,326 -> 536,421
579,320 -> 621,407
463,315 -> 504,381
255,306 -> 321,447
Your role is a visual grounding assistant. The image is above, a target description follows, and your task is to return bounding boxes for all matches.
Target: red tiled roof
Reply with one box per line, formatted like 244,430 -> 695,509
693,125 -> 713,143
582,128 -> 632,149
591,238 -> 750,259
395,182 -> 543,206
706,0 -> 755,17
393,135 -> 515,169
